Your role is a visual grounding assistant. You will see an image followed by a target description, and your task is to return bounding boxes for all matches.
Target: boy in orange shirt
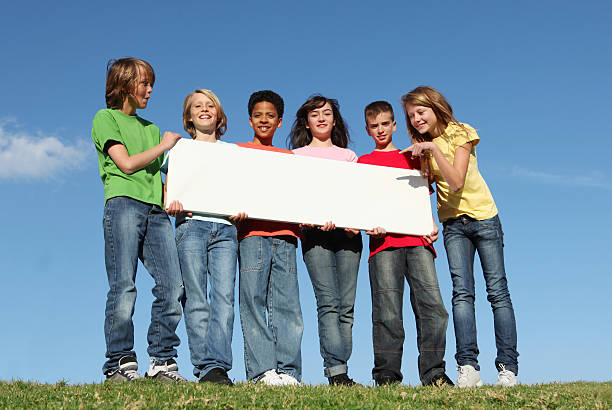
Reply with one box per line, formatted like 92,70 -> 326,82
234,91 -> 303,385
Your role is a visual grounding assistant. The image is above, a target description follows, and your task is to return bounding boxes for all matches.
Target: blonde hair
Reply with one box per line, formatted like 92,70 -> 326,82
182,89 -> 227,138
105,58 -> 155,110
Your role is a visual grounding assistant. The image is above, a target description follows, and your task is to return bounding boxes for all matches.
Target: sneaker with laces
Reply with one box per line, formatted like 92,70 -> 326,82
456,365 -> 483,388
199,368 -> 234,386
256,369 -> 284,386
424,373 -> 455,387
145,358 -> 187,382
277,372 -> 301,386
328,373 -> 357,386
105,355 -> 142,382
495,364 -> 517,387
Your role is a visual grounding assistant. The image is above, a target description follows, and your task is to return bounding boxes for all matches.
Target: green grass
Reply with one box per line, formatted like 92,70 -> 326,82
1,380 -> 610,409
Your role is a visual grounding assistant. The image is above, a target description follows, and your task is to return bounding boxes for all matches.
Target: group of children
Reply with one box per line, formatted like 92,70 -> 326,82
92,57 -> 519,388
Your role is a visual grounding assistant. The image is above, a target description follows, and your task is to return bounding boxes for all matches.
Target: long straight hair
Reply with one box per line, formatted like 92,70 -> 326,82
288,95 -> 350,149
401,86 -> 462,183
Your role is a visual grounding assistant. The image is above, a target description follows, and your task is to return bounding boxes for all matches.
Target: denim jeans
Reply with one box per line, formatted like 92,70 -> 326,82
102,196 -> 184,375
443,214 -> 518,375
238,235 -> 304,381
302,229 -> 362,377
369,246 -> 449,384
175,219 -> 238,379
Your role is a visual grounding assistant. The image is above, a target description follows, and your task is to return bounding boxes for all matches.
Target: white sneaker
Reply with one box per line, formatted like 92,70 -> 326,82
456,365 -> 483,388
495,364 -> 517,387
257,369 -> 284,386
277,372 -> 301,386
145,358 -> 187,382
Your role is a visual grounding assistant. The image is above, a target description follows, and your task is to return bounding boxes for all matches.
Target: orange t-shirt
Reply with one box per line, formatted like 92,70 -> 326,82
235,142 -> 301,242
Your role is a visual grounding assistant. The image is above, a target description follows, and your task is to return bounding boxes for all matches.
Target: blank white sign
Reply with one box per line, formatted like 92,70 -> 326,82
166,139 -> 433,236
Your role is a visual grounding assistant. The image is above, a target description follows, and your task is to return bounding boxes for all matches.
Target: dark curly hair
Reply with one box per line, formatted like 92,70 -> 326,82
248,90 -> 284,118
288,95 -> 350,149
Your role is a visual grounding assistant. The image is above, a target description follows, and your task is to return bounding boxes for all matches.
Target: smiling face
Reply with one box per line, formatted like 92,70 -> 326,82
188,93 -> 218,136
404,103 -> 438,136
306,102 -> 335,142
249,101 -> 282,141
366,111 -> 397,149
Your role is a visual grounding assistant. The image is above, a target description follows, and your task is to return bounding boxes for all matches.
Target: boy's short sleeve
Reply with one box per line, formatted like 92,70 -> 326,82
92,109 -> 124,152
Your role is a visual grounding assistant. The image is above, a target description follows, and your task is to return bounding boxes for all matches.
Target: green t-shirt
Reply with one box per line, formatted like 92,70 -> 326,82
92,109 -> 163,207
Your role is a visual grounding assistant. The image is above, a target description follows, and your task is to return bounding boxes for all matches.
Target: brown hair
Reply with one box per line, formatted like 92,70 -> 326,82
105,58 -> 155,109
182,89 -> 227,138
288,95 -> 350,149
364,100 -> 394,123
401,86 -> 462,183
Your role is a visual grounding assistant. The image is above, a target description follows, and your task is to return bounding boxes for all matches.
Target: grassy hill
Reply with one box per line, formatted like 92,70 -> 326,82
1,380 -> 610,408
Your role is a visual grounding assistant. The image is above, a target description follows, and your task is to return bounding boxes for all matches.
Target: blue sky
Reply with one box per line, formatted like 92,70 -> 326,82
1,1 -> 610,385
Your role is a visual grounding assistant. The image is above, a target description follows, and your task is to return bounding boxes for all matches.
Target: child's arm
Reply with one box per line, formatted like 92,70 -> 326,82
107,131 -> 182,175
401,141 -> 471,192
423,215 -> 439,244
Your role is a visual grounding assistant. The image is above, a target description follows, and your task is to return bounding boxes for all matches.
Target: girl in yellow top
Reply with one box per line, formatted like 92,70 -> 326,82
401,86 -> 518,388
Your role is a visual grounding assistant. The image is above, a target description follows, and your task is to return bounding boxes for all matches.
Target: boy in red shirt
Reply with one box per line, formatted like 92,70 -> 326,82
358,101 -> 453,386
233,91 -> 303,386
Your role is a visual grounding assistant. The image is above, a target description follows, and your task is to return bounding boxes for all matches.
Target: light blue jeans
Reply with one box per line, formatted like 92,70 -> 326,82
238,235 -> 304,381
102,196 -> 184,375
443,214 -> 519,375
302,228 -> 362,377
175,219 -> 238,380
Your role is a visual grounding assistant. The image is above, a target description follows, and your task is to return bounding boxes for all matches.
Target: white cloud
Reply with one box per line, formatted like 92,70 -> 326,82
0,120 -> 91,180
511,167 -> 611,190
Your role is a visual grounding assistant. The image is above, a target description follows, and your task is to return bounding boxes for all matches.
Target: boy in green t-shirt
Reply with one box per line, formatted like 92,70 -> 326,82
92,58 -> 186,382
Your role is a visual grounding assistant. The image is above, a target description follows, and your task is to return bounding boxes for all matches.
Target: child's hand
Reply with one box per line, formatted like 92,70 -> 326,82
401,142 -> 436,157
424,224 -> 439,244
299,223 -> 316,230
366,227 -> 387,238
230,212 -> 248,225
319,221 -> 336,231
161,131 -> 183,151
166,200 -> 185,217
344,228 -> 360,237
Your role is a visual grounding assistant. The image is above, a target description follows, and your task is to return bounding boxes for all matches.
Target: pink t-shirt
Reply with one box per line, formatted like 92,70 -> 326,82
292,145 -> 358,162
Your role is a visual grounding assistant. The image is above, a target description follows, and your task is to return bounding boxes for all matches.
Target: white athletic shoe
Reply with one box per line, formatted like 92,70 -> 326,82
277,372 -> 301,386
257,369 -> 284,386
456,365 -> 483,388
495,364 -> 517,387
145,358 -> 187,382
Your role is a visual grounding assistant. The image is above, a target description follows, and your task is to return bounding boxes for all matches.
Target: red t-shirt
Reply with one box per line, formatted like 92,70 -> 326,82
235,142 -> 301,242
357,149 -> 436,259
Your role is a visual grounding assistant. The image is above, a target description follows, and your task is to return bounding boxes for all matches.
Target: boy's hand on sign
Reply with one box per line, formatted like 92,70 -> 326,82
299,223 -> 315,230
424,224 -> 439,244
166,200 -> 184,217
229,212 -> 248,224
319,221 -> 336,231
366,227 -> 386,238
162,131 -> 183,151
344,228 -> 360,238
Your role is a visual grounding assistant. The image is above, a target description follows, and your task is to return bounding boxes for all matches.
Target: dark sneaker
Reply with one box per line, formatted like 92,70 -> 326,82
145,358 -> 187,382
374,373 -> 401,386
328,373 -> 357,386
424,373 -> 455,387
200,368 -> 234,386
105,355 -> 142,382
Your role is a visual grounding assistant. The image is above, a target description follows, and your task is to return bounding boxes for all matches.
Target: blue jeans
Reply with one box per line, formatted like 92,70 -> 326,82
238,235 -> 304,381
302,229 -> 362,377
175,219 -> 238,379
369,246 -> 449,384
102,196 -> 184,375
443,214 -> 518,375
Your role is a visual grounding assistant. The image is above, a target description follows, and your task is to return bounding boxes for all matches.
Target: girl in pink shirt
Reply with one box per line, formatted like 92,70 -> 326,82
288,95 -> 362,385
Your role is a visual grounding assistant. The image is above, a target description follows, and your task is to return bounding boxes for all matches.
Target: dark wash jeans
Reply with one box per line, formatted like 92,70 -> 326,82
302,228 -> 362,378
368,246 -> 449,384
443,214 -> 518,375
102,196 -> 184,375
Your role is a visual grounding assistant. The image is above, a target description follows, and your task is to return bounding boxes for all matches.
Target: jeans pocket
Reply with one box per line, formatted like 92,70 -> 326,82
239,237 -> 264,273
